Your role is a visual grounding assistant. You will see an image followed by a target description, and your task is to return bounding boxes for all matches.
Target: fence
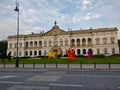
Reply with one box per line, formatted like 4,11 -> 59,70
0,62 -> 120,70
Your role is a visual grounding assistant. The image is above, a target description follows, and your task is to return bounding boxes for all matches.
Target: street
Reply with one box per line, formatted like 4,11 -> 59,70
0,69 -> 120,90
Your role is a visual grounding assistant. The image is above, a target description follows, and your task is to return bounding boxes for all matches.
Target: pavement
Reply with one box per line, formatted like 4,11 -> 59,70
0,64 -> 120,70
0,69 -> 120,90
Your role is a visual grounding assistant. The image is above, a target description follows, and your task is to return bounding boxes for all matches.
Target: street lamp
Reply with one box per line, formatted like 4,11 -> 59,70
14,1 -> 19,67
68,28 -> 72,49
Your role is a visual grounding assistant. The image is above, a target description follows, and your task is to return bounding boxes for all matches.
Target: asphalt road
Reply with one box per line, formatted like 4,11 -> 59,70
0,69 -> 120,90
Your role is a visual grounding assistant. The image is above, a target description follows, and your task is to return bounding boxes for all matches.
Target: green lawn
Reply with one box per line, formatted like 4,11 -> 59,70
0,56 -> 120,64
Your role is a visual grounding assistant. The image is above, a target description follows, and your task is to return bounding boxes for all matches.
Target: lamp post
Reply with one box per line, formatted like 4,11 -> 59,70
68,28 -> 72,49
14,1 -> 19,67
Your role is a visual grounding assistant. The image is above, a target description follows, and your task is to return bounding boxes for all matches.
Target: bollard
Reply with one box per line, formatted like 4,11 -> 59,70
33,62 -> 35,68
108,62 -> 111,69
44,62 -> 46,68
94,62 -> 96,69
56,62 -> 57,68
23,62 -> 24,68
3,62 -> 5,68
68,61 -> 69,68
80,62 -> 82,69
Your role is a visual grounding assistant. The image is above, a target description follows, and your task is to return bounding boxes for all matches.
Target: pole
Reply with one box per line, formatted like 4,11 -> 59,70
16,10 -> 19,67
14,1 -> 19,67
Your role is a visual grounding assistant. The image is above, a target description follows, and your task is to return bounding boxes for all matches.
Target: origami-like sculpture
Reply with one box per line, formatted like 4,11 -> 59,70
48,50 -> 58,59
67,48 -> 76,62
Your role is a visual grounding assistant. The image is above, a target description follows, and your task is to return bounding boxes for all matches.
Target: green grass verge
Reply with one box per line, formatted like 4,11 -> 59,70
0,56 -> 120,64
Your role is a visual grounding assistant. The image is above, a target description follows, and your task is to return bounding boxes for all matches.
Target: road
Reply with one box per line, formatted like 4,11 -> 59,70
0,69 -> 120,90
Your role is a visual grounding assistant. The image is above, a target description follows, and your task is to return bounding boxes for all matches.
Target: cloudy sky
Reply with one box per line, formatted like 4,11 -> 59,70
0,0 -> 120,40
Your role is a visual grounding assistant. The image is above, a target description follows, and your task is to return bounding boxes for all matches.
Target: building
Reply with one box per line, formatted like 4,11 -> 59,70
7,21 -> 119,57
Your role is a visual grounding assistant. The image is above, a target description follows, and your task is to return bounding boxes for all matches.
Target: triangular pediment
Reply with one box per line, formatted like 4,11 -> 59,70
44,28 -> 68,36
44,21 -> 69,36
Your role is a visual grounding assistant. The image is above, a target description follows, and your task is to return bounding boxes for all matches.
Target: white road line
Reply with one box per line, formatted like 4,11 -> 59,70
65,75 -> 120,78
118,87 -> 120,89
0,75 -> 21,79
0,81 -> 23,84
50,83 -> 83,87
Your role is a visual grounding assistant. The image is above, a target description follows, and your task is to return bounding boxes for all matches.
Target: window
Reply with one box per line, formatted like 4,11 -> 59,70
103,38 -> 107,44
34,41 -> 37,47
96,38 -> 100,45
97,49 -> 100,54
77,49 -> 81,54
104,48 -> 107,54
10,44 -> 12,49
88,38 -> 92,45
34,51 -> 37,55
112,48 -> 115,54
71,39 -> 75,46
44,40 -> 47,47
30,51 -> 32,56
77,39 -> 80,46
82,39 -> 86,46
110,37 -> 115,44
39,51 -> 41,56
25,51 -> 28,56
26,42 -> 28,48
65,38 -> 68,46
49,40 -> 52,47
39,41 -> 42,48
83,49 -> 86,54
60,38 -> 63,46
30,41 -> 33,47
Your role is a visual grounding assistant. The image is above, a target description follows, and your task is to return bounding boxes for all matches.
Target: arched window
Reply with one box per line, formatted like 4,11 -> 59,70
30,41 -> 33,47
77,39 -> 80,46
83,49 -> 86,54
34,41 -> 37,47
82,38 -> 86,46
88,38 -> 92,45
77,49 -> 81,54
39,41 -> 42,48
71,39 -> 75,46
25,42 -> 28,48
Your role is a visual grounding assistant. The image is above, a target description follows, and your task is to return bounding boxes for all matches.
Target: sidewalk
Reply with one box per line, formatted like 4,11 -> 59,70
0,64 -> 120,70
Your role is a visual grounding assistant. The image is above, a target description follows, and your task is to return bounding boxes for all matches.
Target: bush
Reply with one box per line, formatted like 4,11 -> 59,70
93,54 -> 105,58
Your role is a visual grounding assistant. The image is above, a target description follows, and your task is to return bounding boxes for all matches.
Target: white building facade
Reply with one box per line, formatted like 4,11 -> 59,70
7,22 -> 119,57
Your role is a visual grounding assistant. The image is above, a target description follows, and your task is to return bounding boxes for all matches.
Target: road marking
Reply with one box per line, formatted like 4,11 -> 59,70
65,75 -> 120,78
118,87 -> 120,89
0,75 -> 21,79
0,81 -> 23,84
50,83 -> 83,87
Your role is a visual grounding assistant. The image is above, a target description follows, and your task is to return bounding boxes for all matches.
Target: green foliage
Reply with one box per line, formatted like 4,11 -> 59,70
0,56 -> 120,64
93,54 -> 105,58
0,40 -> 8,58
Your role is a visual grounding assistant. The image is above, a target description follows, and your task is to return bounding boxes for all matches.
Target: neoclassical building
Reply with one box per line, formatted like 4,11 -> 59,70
7,22 -> 119,57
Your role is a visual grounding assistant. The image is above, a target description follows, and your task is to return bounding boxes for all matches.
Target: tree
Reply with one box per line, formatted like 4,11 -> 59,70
118,39 -> 120,54
0,40 -> 8,61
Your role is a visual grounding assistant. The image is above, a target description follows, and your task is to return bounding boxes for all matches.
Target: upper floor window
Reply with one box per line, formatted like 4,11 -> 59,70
110,37 -> 115,44
88,38 -> 92,45
65,38 -> 68,46
77,39 -> 80,46
103,38 -> 107,44
96,38 -> 100,45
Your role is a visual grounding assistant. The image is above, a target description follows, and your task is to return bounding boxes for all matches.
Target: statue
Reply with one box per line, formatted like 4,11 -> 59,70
67,48 -> 76,62
48,50 -> 58,59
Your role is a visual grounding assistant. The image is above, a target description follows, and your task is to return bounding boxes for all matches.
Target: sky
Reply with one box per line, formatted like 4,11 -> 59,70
0,0 -> 120,40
